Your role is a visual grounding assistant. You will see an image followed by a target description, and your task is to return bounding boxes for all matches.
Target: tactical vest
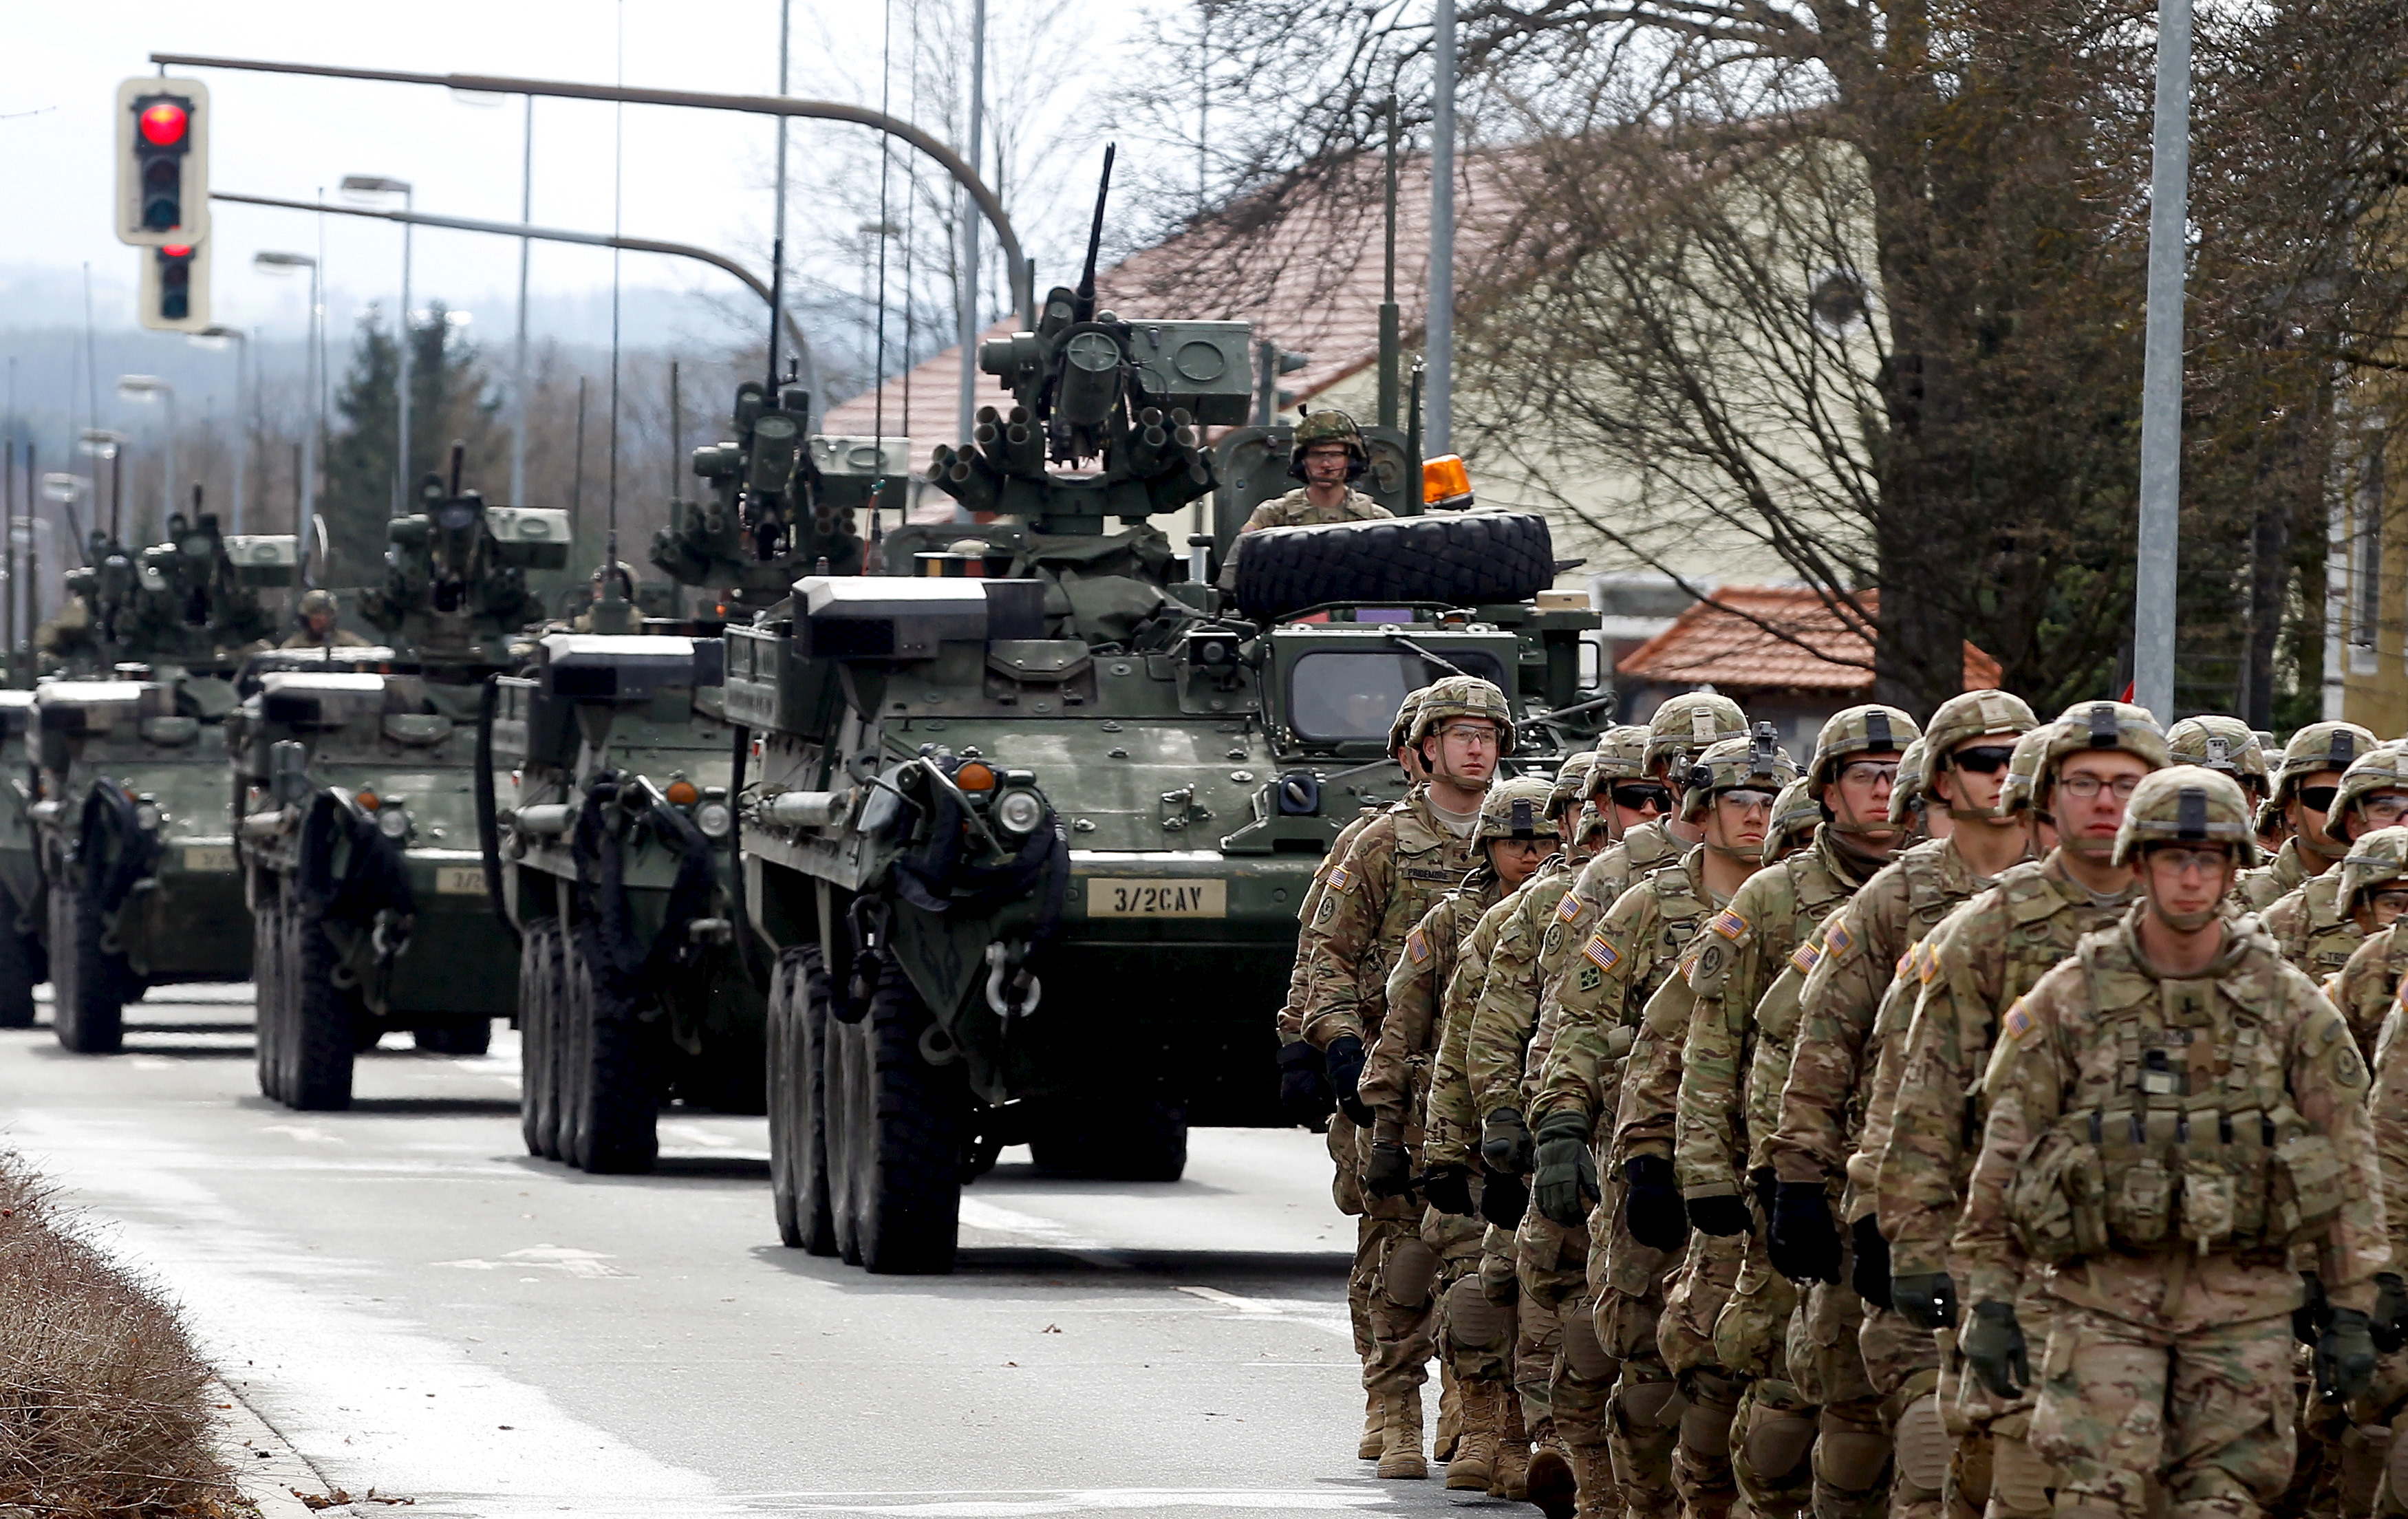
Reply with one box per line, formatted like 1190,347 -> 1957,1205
1958,861 -> 2131,1088
2263,872 -> 2360,984
2004,932 -> 2345,1263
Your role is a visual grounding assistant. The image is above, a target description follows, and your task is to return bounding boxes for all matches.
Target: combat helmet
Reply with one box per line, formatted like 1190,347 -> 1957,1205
2036,700 -> 2169,808
1286,409 -> 1370,481
2166,715 -> 2270,799
1681,724 -> 1800,823
1478,775 -> 1562,842
1585,724 -> 1653,793
1765,775 -> 1823,863
1924,689 -> 2038,760
2270,721 -> 2380,810
1388,689 -> 1427,757
2338,826 -> 2408,909
298,588 -> 340,617
1408,675 -> 1516,752
1996,722 -> 2064,819
1644,692 -> 1748,776
2111,765 -> 2261,868
1809,704 -> 1920,788
1884,739 -> 1933,829
1549,753 -> 1597,819
2321,743 -> 2408,845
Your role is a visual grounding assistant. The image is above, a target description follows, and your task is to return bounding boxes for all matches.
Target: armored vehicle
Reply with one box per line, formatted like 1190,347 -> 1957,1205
44,510 -> 294,678
482,630 -> 754,1174
726,161 -> 1599,1273
237,456 -> 569,1109
0,691 -> 43,1026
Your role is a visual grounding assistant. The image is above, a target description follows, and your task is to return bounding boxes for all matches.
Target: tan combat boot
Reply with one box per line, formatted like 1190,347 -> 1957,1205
1526,1425 -> 1578,1519
1377,1391 -> 1429,1480
1434,1362 -> 1462,1461
1571,1440 -> 1620,1519
1358,1388 -> 1383,1461
1445,1376 -> 1505,1491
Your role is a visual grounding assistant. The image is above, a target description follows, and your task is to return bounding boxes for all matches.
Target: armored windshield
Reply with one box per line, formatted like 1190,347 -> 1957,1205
1287,649 -> 1510,744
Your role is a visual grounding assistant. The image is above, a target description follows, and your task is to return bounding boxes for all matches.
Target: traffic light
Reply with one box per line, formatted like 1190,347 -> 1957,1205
115,76 -> 210,247
138,240 -> 211,333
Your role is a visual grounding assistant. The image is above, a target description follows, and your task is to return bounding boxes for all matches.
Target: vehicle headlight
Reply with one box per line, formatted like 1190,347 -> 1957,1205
693,800 -> 733,839
133,803 -> 162,832
377,808 -> 410,839
993,788 -> 1044,837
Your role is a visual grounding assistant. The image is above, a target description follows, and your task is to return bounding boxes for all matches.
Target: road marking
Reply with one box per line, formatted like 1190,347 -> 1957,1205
432,1245 -> 630,1279
955,1198 -> 1128,1270
725,1489 -> 1406,1514
1170,1284 -> 1352,1340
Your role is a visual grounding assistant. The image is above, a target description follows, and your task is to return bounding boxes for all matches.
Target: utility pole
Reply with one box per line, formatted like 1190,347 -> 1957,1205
956,0 -> 987,451
2131,0 -> 2192,724
1426,0 -> 1456,456
773,0 -> 793,422
513,98 -> 533,508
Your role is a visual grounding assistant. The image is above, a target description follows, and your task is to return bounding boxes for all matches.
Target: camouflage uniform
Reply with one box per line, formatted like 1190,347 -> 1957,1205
2241,838 -> 2325,914
1240,484 -> 1391,533
1957,901 -> 2384,1519
2354,941 -> 2408,1518
2260,873 -> 2364,986
2237,722 -> 2378,911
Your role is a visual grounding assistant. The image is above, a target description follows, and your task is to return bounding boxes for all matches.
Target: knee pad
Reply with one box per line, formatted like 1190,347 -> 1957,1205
1446,1275 -> 1511,1352
1742,1404 -> 1817,1486
1384,1238 -> 1439,1309
1814,1426 -> 1892,1495
1894,1392 -> 1951,1498
2341,1423 -> 2387,1516
1680,1389 -> 1737,1464
2385,1423 -> 2408,1518
1988,1434 -> 2053,1519
1616,1375 -> 1688,1432
1564,1306 -> 1617,1383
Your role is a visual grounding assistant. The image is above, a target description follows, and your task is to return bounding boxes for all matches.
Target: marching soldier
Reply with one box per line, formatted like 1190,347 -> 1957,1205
2259,744 -> 2408,984
2239,722 -> 2379,911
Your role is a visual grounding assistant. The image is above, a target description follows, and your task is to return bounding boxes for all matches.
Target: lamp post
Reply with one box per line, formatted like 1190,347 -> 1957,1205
191,326 -> 250,530
116,375 -> 176,538
342,175 -> 415,512
254,250 -> 320,581
78,428 -> 127,545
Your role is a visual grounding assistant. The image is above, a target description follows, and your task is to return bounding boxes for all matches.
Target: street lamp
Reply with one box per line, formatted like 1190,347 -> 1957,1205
117,375 -> 176,538
78,428 -> 127,544
255,250 -> 321,581
343,174 -> 414,514
192,326 -> 251,532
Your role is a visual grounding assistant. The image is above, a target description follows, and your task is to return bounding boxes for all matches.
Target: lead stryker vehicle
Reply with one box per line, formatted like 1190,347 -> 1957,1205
236,460 -> 570,1110
725,162 -> 1600,1273
30,515 -> 300,1053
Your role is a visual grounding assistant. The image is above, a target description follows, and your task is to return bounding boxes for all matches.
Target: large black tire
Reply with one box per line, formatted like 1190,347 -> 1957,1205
519,920 -> 563,1160
1029,1097 -> 1190,1183
253,889 -> 288,1101
560,929 -> 657,1175
414,1020 -> 492,1055
286,905 -> 361,1110
824,960 -> 964,1275
0,895 -> 38,1030
769,947 -> 839,1255
50,878 -> 127,1056
768,954 -> 802,1247
1233,510 -> 1556,619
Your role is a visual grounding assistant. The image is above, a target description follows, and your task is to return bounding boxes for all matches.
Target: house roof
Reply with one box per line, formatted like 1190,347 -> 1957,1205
1617,586 -> 2001,694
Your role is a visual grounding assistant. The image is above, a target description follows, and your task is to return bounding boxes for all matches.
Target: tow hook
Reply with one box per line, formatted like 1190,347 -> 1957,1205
983,940 -> 1042,1021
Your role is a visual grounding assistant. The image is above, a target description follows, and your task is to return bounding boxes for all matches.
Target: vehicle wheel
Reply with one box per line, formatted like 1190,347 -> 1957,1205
50,882 -> 126,1056
0,896 -> 39,1030
769,947 -> 839,1254
253,887 -> 286,1102
1233,510 -> 1556,619
414,1020 -> 492,1055
831,959 -> 963,1275
286,904 -> 361,1111
768,953 -> 802,1246
561,926 -> 658,1175
1030,1097 -> 1190,1183
519,919 -> 561,1160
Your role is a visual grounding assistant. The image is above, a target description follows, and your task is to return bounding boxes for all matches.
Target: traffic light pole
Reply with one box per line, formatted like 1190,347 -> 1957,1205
210,192 -> 816,382
152,52 -> 1039,330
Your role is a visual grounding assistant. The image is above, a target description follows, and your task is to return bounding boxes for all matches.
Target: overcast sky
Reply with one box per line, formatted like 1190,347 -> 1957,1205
0,0 -> 1128,349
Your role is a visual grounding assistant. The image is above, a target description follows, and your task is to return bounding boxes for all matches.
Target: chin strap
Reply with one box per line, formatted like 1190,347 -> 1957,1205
2148,899 -> 2220,934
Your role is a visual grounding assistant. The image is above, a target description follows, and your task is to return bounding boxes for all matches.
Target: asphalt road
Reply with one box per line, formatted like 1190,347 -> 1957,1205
0,986 -> 1492,1518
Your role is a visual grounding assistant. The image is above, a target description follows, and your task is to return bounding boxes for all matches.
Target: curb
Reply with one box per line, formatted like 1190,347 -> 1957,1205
213,1380 -> 354,1518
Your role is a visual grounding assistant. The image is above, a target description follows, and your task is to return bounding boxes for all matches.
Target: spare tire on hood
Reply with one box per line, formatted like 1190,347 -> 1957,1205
1233,510 -> 1556,620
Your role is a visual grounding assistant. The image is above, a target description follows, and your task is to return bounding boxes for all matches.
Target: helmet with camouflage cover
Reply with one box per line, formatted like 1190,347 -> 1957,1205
2270,720 -> 2379,808
1996,722 -> 2063,819
299,588 -> 340,617
1809,704 -> 1920,790
1922,689 -> 2037,762
2166,715 -> 2269,798
1584,724 -> 1653,793
1548,753 -> 1596,818
1286,409 -> 1370,480
2321,743 -> 2408,845
1884,739 -> 1933,828
2338,825 -> 2408,907
1388,689 -> 1426,756
2111,764 -> 2260,868
1680,724 -> 1801,823
1407,674 -> 1515,752
2036,700 -> 2169,808
1479,775 -> 1563,842
1644,692 -> 1748,775
1765,776 -> 1823,861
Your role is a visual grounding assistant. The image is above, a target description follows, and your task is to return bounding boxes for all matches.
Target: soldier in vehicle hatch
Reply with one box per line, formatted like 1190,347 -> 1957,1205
1215,411 -> 1393,591
281,588 -> 369,649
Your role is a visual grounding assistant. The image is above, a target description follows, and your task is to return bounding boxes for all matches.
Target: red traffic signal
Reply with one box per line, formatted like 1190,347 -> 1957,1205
138,100 -> 189,147
114,76 -> 209,247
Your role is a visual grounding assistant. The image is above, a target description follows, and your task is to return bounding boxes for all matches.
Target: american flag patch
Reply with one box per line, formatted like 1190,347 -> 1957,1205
1920,945 -> 1942,983
1825,916 -> 1853,956
1327,865 -> 1352,892
1790,940 -> 1821,976
1557,893 -> 1590,923
1710,908 -> 1748,940
2001,999 -> 2035,1046
1582,933 -> 1620,973
1406,929 -> 1431,965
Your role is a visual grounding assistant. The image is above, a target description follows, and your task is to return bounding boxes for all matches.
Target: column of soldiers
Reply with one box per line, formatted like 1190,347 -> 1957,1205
1282,680 -> 2408,1519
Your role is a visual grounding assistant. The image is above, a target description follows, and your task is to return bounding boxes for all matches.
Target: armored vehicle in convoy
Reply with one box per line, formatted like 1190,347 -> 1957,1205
237,457 -> 569,1109
722,158 -> 1600,1273
0,690 -> 41,1026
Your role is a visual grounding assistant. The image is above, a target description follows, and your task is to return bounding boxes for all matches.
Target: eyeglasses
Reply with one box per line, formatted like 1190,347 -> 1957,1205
1721,788 -> 1778,810
1611,784 -> 1673,812
1838,760 -> 1898,787
1438,723 -> 1499,748
2369,889 -> 2408,914
2361,795 -> 2408,824
2146,845 -> 2232,874
2058,773 -> 2142,800
2298,786 -> 2341,813
1950,744 -> 2017,775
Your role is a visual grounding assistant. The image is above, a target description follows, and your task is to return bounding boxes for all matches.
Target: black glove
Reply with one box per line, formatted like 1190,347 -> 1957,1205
1365,1141 -> 1414,1198
1324,1035 -> 1372,1127
2296,1273 -> 2330,1348
1534,1111 -> 1602,1227
1422,1163 -> 1475,1217
1890,1271 -> 1959,1333
1851,1215 -> 1893,1308
1623,1154 -> 1689,1251
2321,1307 -> 2380,1403
1481,1107 -> 1535,1176
1276,1040 -> 1332,1125
1480,1170 -> 1530,1229
1686,1192 -> 1753,1238
1767,1182 -> 1842,1284
1963,1300 -> 2030,1399
2374,1273 -> 2408,1356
